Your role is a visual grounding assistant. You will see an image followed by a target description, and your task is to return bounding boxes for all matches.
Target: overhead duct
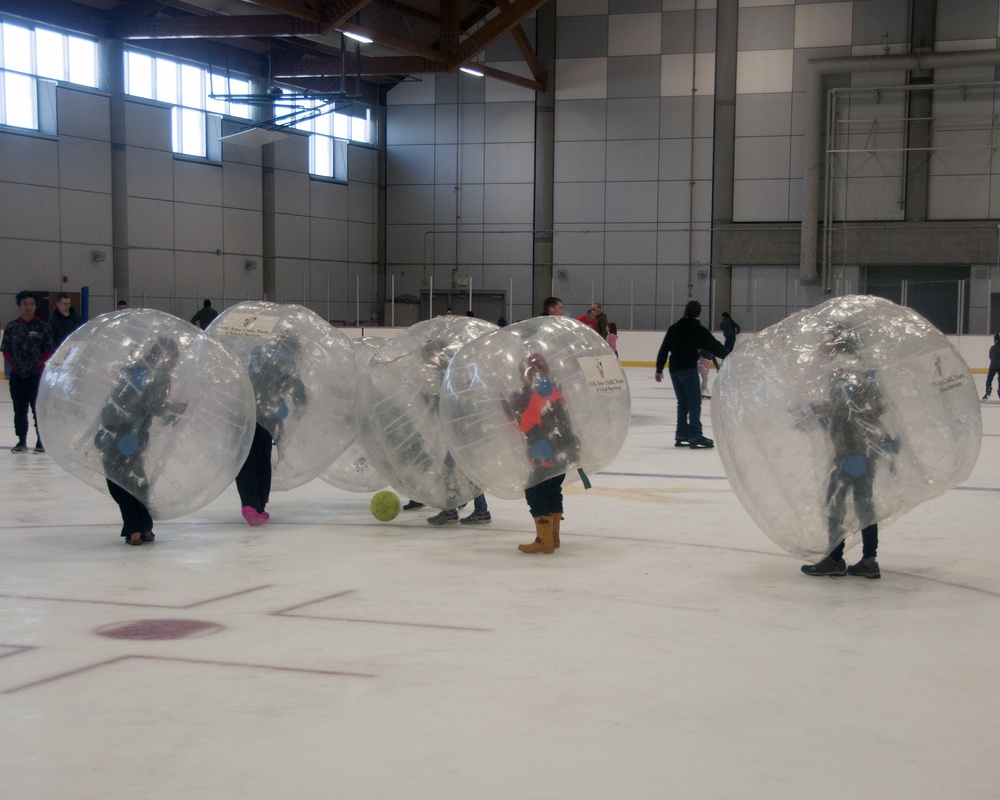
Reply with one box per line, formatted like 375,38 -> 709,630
801,48 -> 1000,283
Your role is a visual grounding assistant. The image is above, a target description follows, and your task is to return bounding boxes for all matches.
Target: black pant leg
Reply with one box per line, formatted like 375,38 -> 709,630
255,427 -> 273,511
236,423 -> 272,511
525,474 -> 565,517
8,373 -> 36,441
107,479 -> 153,537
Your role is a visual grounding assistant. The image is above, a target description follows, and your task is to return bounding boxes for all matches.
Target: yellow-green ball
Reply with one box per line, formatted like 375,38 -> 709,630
370,490 -> 401,522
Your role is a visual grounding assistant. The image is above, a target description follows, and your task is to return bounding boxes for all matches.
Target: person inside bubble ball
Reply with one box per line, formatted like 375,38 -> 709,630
249,334 -> 308,443
503,296 -> 578,555
800,324 -> 897,579
94,336 -> 186,546
237,334 -> 308,525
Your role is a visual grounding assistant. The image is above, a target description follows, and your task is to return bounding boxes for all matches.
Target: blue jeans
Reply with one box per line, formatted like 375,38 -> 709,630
473,493 -> 488,513
670,368 -> 702,441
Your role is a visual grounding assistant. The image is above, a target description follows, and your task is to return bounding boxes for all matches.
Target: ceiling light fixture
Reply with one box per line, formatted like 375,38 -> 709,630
460,65 -> 484,77
343,31 -> 373,44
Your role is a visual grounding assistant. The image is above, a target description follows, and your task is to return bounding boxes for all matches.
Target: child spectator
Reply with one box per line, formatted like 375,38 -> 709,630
606,322 -> 618,357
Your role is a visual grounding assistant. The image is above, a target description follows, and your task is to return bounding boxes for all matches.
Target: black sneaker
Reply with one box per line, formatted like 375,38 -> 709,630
689,436 -> 714,449
846,557 -> 880,579
11,442 -> 27,453
427,510 -> 459,525
674,438 -> 690,447
801,556 -> 848,577
402,500 -> 425,511
34,441 -> 45,454
983,391 -> 992,401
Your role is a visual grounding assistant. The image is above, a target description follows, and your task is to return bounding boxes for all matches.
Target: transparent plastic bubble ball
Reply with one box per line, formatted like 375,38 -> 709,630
357,316 -> 498,509
712,295 -> 982,561
320,336 -> 389,493
37,309 -> 256,519
208,302 -> 357,490
440,316 -> 631,499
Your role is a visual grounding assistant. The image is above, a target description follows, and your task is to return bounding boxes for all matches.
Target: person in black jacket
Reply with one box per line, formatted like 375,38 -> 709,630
2,291 -> 55,453
48,292 -> 82,348
654,300 -> 727,449
191,299 -> 218,330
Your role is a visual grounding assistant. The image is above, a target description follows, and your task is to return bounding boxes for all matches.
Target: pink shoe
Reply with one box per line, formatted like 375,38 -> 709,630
242,506 -> 266,527
259,510 -> 270,521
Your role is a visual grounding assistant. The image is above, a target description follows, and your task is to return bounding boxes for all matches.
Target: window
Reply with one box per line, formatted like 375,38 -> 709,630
292,98 -> 371,180
0,19 -> 97,131
124,50 -> 251,158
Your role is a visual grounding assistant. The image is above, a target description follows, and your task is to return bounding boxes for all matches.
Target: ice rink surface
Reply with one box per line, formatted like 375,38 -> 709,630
2,367 -> 998,799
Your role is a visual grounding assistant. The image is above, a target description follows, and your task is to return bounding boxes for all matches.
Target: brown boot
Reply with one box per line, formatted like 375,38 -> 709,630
551,513 -> 561,548
518,515 -> 555,554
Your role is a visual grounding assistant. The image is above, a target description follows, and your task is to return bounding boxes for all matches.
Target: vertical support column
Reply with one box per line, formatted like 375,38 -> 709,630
262,143 -> 276,301
904,0 -> 937,223
711,0 -> 739,327
376,87 -> 389,320
100,38 -> 129,305
532,0 -> 556,314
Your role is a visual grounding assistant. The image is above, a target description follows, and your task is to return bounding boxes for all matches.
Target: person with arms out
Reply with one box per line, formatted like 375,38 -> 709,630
2,291 -> 55,453
48,292 -> 82,348
654,300 -> 727,449
800,326 -> 893,579
720,311 -> 741,354
982,333 -> 1000,401
191,299 -> 218,330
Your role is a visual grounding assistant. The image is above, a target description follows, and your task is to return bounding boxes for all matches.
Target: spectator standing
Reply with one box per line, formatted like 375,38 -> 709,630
48,292 -> 82,348
592,303 -> 608,339
191,299 -> 219,330
2,291 -> 55,453
576,307 -> 596,330
606,322 -> 618,357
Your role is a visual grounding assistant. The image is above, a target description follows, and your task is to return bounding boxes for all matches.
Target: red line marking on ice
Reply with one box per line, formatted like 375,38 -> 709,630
2,653 -> 374,694
0,584 -> 274,609
271,591 -> 492,632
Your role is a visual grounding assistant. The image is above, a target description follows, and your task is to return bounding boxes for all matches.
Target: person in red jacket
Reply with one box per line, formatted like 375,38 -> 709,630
1,291 -> 55,453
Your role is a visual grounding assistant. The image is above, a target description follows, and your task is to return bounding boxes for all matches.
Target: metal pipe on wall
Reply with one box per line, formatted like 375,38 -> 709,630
801,49 -> 1000,284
